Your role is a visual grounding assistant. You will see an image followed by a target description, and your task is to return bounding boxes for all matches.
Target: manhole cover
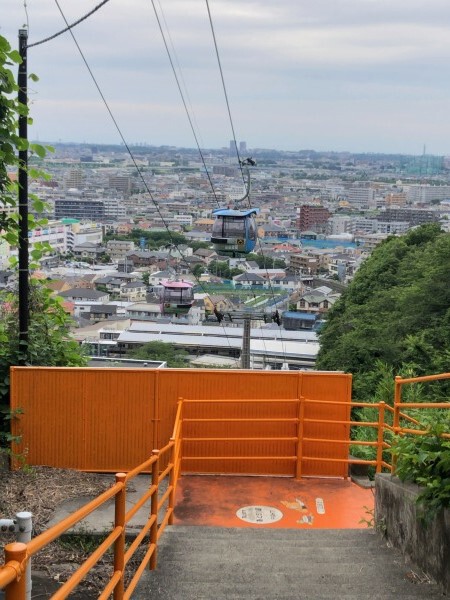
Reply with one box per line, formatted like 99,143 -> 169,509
236,505 -> 283,524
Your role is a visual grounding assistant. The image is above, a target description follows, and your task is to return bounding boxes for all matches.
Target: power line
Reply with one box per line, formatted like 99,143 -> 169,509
53,0 -> 236,356
28,0 -> 112,48
151,0 -> 220,207
205,1 -> 288,364
156,0 -> 207,153
205,0 -> 244,183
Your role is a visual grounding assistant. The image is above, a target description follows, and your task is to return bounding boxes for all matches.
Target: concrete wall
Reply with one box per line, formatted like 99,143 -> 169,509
375,473 -> 450,594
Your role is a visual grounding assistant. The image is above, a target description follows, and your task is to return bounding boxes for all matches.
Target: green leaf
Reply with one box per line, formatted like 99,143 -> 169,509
30,143 -> 46,158
8,50 -> 22,64
29,73 -> 39,82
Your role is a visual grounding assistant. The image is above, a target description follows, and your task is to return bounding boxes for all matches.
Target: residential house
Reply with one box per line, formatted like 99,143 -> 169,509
271,274 -> 304,291
126,302 -> 162,320
193,248 -> 218,264
296,290 -> 338,314
120,281 -> 147,302
106,240 -> 136,260
203,294 -> 236,314
232,272 -> 268,289
59,288 -> 110,303
71,242 -> 106,261
289,252 -> 320,275
88,304 -> 118,321
95,275 -> 137,296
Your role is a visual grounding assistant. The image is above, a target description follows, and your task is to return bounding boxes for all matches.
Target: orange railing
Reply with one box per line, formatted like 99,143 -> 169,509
179,375 -> 449,479
299,373 -> 450,477
0,399 -> 183,600
390,373 -> 450,473
298,398 -> 392,477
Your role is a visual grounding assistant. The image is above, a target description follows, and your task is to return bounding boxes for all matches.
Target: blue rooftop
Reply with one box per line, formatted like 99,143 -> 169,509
283,311 -> 317,321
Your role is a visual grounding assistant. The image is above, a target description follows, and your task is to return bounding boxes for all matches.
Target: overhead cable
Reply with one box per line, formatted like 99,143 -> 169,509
205,0 -> 244,182
206,1 -> 288,362
53,0 -> 235,354
150,0 -> 220,207
28,0 -> 112,48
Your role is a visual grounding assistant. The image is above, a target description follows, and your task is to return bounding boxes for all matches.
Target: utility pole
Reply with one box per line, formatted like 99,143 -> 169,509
241,314 -> 251,369
18,29 -> 29,364
214,308 -> 282,369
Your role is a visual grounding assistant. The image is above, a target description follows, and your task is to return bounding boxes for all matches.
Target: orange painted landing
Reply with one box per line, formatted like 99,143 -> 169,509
173,475 -> 374,529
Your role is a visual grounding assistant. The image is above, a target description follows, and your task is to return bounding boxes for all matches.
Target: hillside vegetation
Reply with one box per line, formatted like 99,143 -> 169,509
316,223 -> 450,401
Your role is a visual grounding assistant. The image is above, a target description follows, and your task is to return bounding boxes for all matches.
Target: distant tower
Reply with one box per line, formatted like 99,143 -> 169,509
229,140 -> 235,154
239,141 -> 247,154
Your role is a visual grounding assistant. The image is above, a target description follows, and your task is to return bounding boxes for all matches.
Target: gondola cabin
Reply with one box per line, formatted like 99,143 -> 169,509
160,280 -> 194,315
211,208 -> 259,256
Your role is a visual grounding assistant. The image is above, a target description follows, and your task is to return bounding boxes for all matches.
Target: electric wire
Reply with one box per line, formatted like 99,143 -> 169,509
156,0 -> 207,153
53,0 -> 237,357
205,0 -> 245,184
28,0 -> 112,48
205,1 -> 288,366
150,0 -> 264,361
150,0 -> 220,207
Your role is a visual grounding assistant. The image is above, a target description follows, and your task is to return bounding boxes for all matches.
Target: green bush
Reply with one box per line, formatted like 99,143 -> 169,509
392,420 -> 450,521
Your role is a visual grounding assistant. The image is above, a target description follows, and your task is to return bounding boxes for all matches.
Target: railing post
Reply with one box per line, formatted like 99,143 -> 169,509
15,513 -> 32,600
392,376 -> 403,475
150,449 -> 160,571
295,397 -> 305,480
376,402 -> 385,473
4,542 -> 27,600
168,438 -> 176,525
113,473 -> 126,600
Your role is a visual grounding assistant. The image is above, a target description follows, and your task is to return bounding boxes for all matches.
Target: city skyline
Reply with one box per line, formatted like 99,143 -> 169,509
3,1 -> 450,155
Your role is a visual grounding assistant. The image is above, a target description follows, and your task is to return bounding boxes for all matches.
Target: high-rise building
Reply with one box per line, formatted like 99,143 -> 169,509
64,169 -> 85,190
239,141 -> 247,154
298,205 -> 331,233
55,197 -> 105,220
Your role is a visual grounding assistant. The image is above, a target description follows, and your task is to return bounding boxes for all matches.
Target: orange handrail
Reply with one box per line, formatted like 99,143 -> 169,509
0,398 -> 184,600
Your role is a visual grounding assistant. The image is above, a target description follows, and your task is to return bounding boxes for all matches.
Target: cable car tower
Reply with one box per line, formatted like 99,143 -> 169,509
211,158 -> 259,257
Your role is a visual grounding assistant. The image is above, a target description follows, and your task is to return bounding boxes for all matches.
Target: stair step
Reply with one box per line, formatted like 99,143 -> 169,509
132,527 -> 443,599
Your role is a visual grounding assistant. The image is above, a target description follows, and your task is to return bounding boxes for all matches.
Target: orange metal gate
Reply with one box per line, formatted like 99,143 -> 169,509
10,368 -> 351,477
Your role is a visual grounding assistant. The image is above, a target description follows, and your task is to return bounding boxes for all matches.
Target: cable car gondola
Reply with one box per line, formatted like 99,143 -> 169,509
160,280 -> 194,315
211,158 -> 259,256
211,207 -> 259,255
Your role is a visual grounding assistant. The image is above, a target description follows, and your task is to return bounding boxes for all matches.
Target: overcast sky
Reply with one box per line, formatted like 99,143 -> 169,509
3,0 -> 450,155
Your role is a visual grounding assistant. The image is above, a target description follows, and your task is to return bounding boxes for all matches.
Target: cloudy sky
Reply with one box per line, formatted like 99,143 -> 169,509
3,0 -> 450,155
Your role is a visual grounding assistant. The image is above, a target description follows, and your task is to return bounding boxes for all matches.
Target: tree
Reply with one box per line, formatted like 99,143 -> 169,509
192,264 -> 205,278
246,253 -> 286,270
208,260 -> 244,280
0,34 -> 86,451
1,34 -> 51,253
316,224 -> 450,401
128,341 -> 189,368
189,241 -> 211,252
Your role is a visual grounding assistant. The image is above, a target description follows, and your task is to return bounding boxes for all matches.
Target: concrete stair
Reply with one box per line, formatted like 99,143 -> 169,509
132,526 -> 444,599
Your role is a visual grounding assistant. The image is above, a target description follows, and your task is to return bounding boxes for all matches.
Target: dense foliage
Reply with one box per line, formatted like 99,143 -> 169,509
246,253 -> 287,270
128,341 -> 189,368
392,417 -> 450,520
316,224 -> 450,401
205,260 -> 244,280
